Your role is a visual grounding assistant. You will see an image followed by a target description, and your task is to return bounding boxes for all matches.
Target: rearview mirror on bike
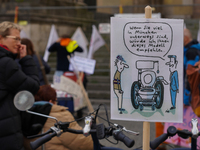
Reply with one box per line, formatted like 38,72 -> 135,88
14,90 -> 35,111
14,90 -> 58,123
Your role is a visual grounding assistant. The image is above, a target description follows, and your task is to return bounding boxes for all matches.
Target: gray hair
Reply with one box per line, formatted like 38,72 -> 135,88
0,21 -> 21,37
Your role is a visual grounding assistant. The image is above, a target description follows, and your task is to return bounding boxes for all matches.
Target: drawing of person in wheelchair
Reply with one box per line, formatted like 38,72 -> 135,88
131,60 -> 168,111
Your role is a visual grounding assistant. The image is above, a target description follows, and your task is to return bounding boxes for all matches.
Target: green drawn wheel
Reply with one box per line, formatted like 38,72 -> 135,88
154,81 -> 164,109
131,81 -> 140,109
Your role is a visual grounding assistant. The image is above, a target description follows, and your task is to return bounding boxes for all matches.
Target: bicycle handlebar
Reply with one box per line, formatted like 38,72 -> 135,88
150,133 -> 168,149
28,104 -> 138,150
29,124 -> 135,150
113,130 -> 135,148
30,131 -> 57,150
150,126 -> 196,149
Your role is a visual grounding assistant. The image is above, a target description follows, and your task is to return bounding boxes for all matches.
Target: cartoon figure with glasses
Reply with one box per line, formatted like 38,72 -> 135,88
166,55 -> 179,110
113,55 -> 129,114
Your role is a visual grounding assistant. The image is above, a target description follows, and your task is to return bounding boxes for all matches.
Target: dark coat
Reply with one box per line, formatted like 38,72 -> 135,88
0,46 -> 40,150
16,54 -> 51,85
32,54 -> 51,85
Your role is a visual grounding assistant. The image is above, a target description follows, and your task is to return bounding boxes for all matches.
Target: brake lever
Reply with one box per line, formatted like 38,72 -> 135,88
114,124 -> 139,135
191,118 -> 199,139
122,127 -> 139,135
50,126 -> 62,137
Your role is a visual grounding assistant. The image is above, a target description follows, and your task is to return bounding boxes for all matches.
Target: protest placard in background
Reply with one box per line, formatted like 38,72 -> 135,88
111,17 -> 184,122
53,73 -> 86,111
69,56 -> 96,74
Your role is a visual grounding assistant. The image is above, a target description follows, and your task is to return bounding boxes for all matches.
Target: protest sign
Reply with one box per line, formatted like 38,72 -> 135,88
53,73 -> 86,111
111,17 -> 184,122
59,75 -> 83,99
99,23 -> 110,34
69,56 -> 96,74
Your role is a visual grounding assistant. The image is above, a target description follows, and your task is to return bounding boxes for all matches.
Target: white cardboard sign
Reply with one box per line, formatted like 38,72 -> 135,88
111,17 -> 184,123
99,23 -> 110,34
69,56 -> 96,74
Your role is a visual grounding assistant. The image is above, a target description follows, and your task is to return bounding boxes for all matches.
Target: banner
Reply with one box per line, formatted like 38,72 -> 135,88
43,25 -> 59,62
71,27 -> 88,58
164,106 -> 200,147
88,25 -> 105,59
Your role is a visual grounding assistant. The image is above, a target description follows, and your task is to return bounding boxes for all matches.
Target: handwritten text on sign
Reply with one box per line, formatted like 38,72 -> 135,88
69,56 -> 96,74
123,22 -> 173,58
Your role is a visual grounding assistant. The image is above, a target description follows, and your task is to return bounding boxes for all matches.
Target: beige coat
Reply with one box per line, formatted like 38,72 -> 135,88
24,105 -> 93,150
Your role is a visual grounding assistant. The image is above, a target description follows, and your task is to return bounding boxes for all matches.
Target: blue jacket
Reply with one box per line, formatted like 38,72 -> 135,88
184,40 -> 200,105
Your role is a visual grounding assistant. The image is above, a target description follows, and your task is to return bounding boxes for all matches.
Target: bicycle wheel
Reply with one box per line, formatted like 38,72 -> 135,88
131,81 -> 140,109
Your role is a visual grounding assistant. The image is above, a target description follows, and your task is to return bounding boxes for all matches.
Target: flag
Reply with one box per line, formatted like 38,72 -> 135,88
43,25 -> 59,62
88,25 -> 105,59
71,27 -> 88,58
20,30 -> 29,39
197,20 -> 200,43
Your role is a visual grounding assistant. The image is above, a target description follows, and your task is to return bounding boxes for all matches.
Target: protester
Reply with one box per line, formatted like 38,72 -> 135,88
0,21 -> 40,150
183,28 -> 200,106
48,34 -> 88,87
48,34 -> 87,118
21,38 -> 51,85
186,60 -> 200,117
48,34 -> 83,74
22,85 -> 93,150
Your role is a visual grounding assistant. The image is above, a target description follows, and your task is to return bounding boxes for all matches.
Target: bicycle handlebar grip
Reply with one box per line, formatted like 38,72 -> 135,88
150,133 -> 168,149
113,130 -> 135,148
30,132 -> 57,150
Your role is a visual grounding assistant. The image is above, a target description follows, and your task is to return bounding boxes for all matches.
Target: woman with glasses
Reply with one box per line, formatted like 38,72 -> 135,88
22,85 -> 93,150
0,21 -> 40,149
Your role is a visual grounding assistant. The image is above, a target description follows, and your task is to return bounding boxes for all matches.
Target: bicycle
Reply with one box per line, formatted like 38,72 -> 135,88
13,91 -> 140,150
26,104 -> 141,150
150,118 -> 200,150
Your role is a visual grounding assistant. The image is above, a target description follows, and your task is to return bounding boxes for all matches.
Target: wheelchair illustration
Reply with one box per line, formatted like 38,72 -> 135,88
131,60 -> 168,111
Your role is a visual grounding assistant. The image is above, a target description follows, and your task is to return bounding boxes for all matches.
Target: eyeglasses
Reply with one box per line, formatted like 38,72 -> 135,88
6,35 -> 21,43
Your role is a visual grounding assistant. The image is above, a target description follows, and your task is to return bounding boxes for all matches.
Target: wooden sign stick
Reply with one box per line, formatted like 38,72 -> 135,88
143,5 -> 152,150
67,55 -> 99,123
